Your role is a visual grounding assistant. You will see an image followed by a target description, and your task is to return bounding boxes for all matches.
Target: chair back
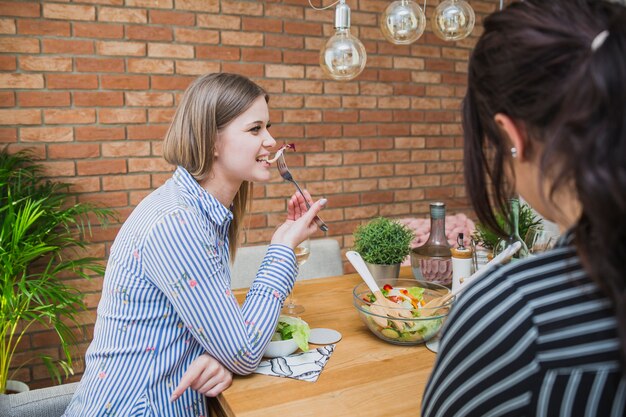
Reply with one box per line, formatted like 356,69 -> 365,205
0,382 -> 78,417
231,238 -> 343,289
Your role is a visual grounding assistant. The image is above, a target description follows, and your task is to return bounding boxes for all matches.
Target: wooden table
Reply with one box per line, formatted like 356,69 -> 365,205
209,267 -> 437,417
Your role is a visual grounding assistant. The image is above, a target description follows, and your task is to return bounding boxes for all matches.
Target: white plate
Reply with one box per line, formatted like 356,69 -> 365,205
309,328 -> 342,345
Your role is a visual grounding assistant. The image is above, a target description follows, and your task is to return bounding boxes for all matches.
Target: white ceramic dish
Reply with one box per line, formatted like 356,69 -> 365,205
263,338 -> 299,358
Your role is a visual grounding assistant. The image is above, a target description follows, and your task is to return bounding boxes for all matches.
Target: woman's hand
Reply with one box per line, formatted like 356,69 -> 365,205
271,190 -> 327,249
170,353 -> 233,401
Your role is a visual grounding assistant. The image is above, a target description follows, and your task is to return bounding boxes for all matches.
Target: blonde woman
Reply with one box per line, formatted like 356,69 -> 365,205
64,73 -> 326,416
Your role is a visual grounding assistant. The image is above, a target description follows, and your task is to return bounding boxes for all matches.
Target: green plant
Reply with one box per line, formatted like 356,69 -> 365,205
353,217 -> 415,265
472,201 -> 542,250
0,147 -> 115,393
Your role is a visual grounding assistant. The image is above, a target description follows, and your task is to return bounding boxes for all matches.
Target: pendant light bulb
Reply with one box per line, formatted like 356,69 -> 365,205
319,0 -> 367,81
432,0 -> 475,41
380,0 -> 426,45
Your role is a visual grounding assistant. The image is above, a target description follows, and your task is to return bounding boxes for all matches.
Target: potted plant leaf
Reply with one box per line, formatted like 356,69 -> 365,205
353,217 -> 414,283
472,200 -> 542,250
0,148 -> 115,394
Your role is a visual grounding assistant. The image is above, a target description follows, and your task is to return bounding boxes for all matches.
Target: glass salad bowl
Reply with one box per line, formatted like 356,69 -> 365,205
352,278 -> 454,346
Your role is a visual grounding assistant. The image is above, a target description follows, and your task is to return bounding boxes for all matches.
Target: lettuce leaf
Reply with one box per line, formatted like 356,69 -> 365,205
407,286 -> 425,301
275,315 -> 310,351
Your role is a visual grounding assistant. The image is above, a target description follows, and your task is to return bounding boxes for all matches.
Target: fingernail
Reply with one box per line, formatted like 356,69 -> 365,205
319,198 -> 327,206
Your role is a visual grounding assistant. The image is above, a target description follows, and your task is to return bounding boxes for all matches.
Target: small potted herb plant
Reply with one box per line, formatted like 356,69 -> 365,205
353,217 -> 415,283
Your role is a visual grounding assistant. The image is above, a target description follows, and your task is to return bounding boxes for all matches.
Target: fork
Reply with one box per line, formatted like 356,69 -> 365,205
277,153 -> 329,232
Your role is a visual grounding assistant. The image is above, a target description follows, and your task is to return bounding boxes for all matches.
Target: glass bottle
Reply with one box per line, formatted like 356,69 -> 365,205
493,197 -> 530,260
410,202 -> 453,286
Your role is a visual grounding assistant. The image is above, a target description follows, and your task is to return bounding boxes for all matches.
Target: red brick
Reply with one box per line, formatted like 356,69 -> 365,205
0,18 -> 16,33
0,1 -> 40,17
102,174 -> 151,190
174,27 -> 218,44
125,92 -> 173,107
128,157 -> 171,172
75,126 -> 125,141
222,31 -> 263,47
175,60 -> 220,75
46,74 -> 98,90
127,125 -> 168,140
44,109 -> 96,125
148,108 -> 175,123
102,141 -> 150,157
21,127 -> 73,142
17,19 -> 69,36
0,109 -> 41,125
196,45 -> 240,61
0,56 -> 16,70
284,21 -> 322,36
99,7 -> 147,23
0,127 -> 16,143
17,91 -> 70,107
283,50 -> 318,65
74,92 -> 123,107
48,143 -> 99,159
324,110 -> 358,123
42,39 -> 94,55
242,17 -> 282,33
127,25 -> 172,41
76,57 -> 124,73
0,74 -> 43,89
99,109 -> 146,124
266,34 -> 303,49
77,160 -> 127,175
0,91 -> 13,107
128,58 -> 174,74
0,37 -> 39,53
20,56 -> 72,72
149,10 -> 194,26
101,75 -> 149,90
176,0 -> 219,12
148,43 -> 193,59
43,4 -> 95,21
96,40 -> 145,56
73,22 -> 124,39
151,75 -> 194,91
198,14 -> 240,30
242,48 -> 282,63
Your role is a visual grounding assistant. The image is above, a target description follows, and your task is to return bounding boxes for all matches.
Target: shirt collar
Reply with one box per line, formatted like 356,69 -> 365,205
172,166 -> 233,226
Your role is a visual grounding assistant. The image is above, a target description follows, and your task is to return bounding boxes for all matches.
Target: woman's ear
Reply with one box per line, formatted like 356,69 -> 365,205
494,113 -> 527,161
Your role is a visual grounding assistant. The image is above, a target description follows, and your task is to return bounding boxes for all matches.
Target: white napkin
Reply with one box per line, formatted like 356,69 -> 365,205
254,344 -> 335,382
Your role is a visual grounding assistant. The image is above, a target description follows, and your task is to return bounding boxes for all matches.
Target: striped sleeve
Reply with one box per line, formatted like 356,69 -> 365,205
422,270 -> 539,417
142,207 -> 297,375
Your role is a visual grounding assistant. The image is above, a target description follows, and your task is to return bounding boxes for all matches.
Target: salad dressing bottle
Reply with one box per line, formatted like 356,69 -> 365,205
410,202 -> 453,286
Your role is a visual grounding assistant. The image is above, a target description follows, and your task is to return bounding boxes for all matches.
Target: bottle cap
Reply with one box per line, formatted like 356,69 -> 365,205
429,202 -> 445,219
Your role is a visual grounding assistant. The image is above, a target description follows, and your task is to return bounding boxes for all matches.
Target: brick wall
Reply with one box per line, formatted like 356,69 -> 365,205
0,0 -> 497,388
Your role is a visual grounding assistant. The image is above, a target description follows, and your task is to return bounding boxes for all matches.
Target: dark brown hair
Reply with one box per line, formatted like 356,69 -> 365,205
163,73 -> 268,256
463,0 -> 626,363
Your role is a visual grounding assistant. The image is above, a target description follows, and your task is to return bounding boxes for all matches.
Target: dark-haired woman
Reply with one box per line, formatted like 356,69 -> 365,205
422,0 -> 626,415
63,73 -> 326,416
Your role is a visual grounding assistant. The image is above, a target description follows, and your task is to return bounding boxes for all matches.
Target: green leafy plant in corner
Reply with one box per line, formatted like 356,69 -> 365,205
472,200 -> 542,250
353,217 -> 415,265
0,147 -> 116,394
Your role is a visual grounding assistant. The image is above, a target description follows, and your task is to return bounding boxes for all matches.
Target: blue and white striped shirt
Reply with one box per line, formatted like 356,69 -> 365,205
422,238 -> 626,417
64,167 -> 298,417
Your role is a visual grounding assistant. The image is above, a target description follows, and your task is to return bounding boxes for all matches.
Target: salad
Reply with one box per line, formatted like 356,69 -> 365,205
271,315 -> 310,351
361,284 -> 443,342
256,143 -> 296,164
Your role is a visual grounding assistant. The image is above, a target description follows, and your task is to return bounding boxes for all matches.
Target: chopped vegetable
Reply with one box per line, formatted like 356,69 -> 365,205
273,315 -> 310,351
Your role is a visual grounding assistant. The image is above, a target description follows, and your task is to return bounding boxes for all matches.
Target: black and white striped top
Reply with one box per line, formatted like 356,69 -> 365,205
422,241 -> 626,417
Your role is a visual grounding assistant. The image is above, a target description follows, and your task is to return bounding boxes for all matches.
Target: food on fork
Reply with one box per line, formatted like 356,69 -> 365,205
256,143 -> 296,164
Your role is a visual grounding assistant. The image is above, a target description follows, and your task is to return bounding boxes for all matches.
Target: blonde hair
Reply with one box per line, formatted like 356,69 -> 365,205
163,73 -> 268,256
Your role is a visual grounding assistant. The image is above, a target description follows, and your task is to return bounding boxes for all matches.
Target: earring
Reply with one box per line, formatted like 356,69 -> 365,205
510,147 -> 518,159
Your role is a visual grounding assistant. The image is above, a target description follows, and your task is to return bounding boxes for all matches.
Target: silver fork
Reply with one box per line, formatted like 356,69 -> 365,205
277,153 -> 329,232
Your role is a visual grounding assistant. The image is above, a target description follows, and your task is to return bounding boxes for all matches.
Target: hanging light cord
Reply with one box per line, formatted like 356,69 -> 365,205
500,0 -> 504,10
308,0 -> 341,11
